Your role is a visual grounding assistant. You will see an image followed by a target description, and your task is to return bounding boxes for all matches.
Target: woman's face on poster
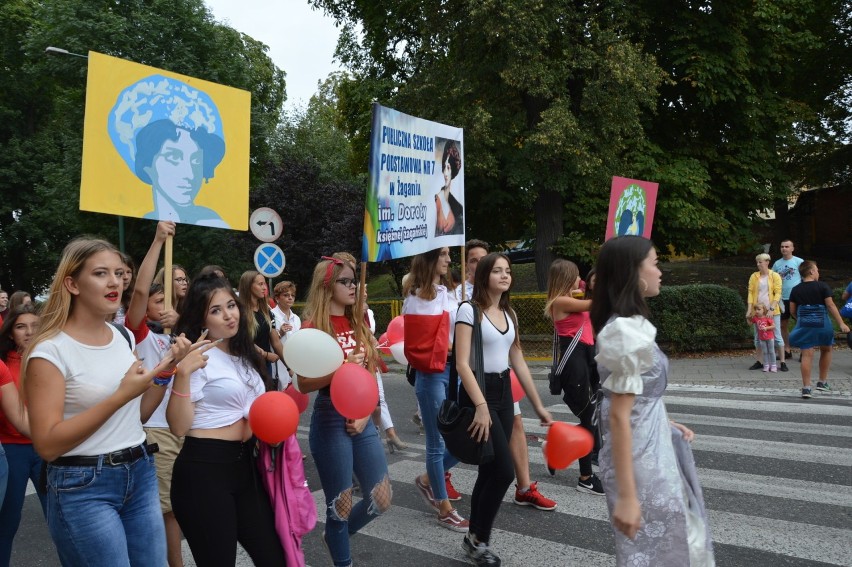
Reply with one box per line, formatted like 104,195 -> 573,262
145,128 -> 203,206
443,157 -> 452,187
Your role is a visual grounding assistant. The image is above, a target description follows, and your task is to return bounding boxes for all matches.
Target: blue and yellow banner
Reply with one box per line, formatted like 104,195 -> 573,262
80,51 -> 251,230
363,104 -> 465,261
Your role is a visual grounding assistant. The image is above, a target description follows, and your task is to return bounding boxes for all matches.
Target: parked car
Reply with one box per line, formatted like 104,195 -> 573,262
503,240 -> 535,264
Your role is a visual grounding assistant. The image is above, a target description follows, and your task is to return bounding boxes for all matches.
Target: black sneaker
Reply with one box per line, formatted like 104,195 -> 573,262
816,382 -> 831,392
801,388 -> 812,399
463,534 -> 501,566
576,474 -> 605,495
749,361 -> 763,370
779,362 -> 789,372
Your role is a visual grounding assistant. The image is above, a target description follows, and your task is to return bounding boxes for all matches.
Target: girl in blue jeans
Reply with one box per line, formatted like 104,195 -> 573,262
402,247 -> 469,531
299,256 -> 392,567
23,238 -> 193,567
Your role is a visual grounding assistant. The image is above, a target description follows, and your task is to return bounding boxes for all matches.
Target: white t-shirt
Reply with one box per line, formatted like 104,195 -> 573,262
402,284 -> 459,343
454,281 -> 474,302
455,302 -> 515,373
186,347 -> 265,429
271,305 -> 301,387
29,325 -> 146,456
129,322 -> 172,428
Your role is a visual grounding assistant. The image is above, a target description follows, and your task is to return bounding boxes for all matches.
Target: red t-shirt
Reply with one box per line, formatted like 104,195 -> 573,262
302,315 -> 358,358
0,353 -> 30,444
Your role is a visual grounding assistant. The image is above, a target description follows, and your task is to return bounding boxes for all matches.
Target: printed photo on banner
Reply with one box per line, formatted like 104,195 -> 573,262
604,176 -> 659,241
79,51 -> 251,230
363,103 -> 465,261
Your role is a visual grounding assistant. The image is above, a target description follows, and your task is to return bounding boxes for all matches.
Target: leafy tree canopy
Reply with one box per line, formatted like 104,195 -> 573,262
312,0 -> 851,287
0,0 -> 286,293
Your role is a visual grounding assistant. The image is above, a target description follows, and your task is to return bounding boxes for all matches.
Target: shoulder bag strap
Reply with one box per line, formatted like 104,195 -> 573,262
471,303 -> 485,396
554,326 -> 583,375
449,301 -> 486,401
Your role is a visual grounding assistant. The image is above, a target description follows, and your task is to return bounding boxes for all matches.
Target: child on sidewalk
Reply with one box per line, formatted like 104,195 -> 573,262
751,303 -> 777,372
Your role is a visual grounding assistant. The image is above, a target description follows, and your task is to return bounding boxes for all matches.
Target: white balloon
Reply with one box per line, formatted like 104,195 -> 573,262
389,342 -> 408,365
283,328 -> 345,378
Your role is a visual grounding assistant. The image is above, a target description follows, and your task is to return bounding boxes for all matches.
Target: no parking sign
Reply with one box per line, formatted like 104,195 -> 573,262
254,243 -> 285,278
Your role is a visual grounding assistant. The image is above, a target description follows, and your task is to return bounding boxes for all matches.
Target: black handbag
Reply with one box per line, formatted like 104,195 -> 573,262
437,303 -> 494,465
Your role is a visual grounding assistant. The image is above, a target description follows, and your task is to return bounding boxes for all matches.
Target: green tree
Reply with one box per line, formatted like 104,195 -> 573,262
313,0 -> 851,287
0,0 -> 286,293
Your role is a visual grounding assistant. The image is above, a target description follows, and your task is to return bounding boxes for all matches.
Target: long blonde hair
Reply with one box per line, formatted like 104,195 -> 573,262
544,259 -> 580,319
22,238 -> 121,386
238,270 -> 270,339
302,257 -> 378,371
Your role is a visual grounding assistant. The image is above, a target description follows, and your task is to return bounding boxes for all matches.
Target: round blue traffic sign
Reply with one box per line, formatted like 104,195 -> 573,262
254,243 -> 286,277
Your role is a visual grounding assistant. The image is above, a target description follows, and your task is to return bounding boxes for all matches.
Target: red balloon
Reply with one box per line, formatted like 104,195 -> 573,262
510,369 -> 525,403
249,392 -> 299,444
543,421 -> 594,470
284,384 -> 309,414
385,316 -> 405,345
330,363 -> 379,419
377,332 -> 391,356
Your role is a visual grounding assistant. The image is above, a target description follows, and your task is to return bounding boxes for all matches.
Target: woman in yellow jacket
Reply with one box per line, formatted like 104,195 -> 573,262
746,253 -> 787,371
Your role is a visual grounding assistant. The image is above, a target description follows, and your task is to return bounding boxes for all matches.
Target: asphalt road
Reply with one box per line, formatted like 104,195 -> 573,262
10,358 -> 852,566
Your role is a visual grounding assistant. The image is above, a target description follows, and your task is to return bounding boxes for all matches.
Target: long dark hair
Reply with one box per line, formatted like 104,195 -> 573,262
590,236 -> 654,334
470,253 -> 520,347
0,304 -> 38,362
175,274 -> 269,386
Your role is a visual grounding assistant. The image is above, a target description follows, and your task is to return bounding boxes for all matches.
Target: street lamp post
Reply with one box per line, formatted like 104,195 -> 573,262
44,46 -> 126,253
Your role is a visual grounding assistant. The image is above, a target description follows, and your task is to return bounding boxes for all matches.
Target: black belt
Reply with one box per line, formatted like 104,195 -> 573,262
51,442 -> 159,467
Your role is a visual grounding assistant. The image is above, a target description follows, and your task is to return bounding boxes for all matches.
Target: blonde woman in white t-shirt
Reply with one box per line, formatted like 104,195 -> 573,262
23,238 -> 194,567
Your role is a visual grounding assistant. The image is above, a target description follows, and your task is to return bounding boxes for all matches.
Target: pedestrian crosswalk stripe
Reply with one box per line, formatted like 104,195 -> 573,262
387,460 -> 852,566
661,395 -> 852,416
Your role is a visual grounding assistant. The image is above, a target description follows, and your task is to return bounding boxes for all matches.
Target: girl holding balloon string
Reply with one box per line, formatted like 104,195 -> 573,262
454,252 -> 553,565
297,255 -> 391,567
167,274 -> 286,566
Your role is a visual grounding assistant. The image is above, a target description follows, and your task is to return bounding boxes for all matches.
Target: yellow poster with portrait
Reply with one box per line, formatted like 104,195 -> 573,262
80,51 -> 251,230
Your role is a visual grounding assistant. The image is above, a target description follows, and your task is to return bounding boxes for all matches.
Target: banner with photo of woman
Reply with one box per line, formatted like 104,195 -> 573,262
362,103 -> 465,261
79,51 -> 251,230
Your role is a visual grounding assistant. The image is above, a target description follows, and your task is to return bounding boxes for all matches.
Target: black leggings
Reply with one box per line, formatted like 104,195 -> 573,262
171,437 -> 286,567
460,370 -> 515,544
558,339 -> 600,476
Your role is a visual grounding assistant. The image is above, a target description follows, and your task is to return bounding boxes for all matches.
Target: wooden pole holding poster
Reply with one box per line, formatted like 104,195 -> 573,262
164,236 -> 173,334
460,246 -> 467,300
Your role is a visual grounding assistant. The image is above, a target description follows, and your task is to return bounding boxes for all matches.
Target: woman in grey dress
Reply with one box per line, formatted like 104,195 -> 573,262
590,236 -> 715,566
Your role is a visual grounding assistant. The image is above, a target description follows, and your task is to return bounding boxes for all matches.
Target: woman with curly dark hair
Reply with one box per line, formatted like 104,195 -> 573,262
435,140 -> 464,236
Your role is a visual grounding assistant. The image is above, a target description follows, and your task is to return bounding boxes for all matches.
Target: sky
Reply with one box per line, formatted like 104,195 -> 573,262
204,0 -> 344,110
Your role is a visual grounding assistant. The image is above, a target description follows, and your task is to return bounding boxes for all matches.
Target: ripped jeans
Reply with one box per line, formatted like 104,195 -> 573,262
310,393 -> 391,567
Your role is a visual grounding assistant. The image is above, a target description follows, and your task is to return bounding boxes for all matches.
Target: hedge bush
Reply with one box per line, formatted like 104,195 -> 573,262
647,284 -> 751,352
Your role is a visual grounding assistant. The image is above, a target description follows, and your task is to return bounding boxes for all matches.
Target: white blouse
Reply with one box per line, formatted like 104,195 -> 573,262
595,315 -> 657,395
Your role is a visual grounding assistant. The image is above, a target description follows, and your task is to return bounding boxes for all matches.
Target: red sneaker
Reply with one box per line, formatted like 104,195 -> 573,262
445,471 -> 462,501
513,482 -> 557,511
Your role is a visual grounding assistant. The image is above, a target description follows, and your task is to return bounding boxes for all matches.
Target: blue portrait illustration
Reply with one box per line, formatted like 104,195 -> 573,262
108,75 -> 229,228
613,184 -> 646,238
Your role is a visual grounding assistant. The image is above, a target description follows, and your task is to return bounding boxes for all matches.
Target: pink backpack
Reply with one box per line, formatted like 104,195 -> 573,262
257,436 -> 317,566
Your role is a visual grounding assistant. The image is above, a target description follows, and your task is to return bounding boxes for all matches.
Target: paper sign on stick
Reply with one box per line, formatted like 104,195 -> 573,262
604,176 -> 659,241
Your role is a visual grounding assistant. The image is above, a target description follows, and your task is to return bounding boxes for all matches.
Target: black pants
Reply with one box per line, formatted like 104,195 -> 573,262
459,370 -> 515,544
558,338 -> 600,476
171,437 -> 286,567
